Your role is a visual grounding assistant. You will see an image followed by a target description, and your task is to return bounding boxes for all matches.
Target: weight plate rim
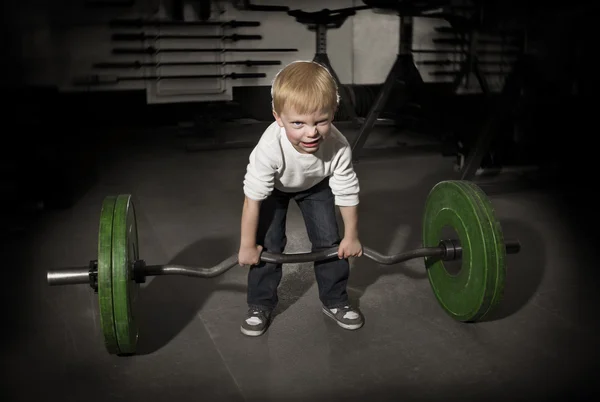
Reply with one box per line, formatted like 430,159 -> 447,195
458,180 -> 506,320
423,180 -> 504,322
112,194 -> 140,355
98,195 -> 119,354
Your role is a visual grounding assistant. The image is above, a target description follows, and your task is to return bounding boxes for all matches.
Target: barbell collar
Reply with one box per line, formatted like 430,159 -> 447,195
438,238 -> 520,261
439,239 -> 461,260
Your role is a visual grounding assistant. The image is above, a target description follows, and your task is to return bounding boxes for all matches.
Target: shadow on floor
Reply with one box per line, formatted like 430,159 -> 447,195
271,263 -> 318,320
134,235 -> 244,355
481,217 -> 546,322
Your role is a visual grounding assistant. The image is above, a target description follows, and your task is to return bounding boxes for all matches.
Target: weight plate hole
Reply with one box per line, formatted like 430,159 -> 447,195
440,225 -> 462,276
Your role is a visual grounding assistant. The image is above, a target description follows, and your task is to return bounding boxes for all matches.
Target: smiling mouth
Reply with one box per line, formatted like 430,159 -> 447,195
301,138 -> 321,147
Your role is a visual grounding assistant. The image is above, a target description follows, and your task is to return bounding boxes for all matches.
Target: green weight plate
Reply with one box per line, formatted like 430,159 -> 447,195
422,180 -> 506,322
112,194 -> 140,355
98,196 -> 119,354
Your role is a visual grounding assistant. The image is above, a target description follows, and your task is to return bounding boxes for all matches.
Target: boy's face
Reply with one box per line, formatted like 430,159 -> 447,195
273,106 -> 335,154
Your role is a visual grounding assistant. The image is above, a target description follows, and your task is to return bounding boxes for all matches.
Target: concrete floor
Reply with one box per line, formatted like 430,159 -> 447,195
3,121 -> 599,401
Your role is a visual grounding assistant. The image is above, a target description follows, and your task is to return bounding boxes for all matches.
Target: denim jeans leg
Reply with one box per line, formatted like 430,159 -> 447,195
247,189 -> 290,311
295,179 -> 350,309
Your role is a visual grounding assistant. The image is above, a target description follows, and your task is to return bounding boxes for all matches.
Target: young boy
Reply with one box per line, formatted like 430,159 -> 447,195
238,60 -> 364,336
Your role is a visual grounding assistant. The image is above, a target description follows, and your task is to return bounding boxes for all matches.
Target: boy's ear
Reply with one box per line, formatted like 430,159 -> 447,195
330,106 -> 338,122
273,110 -> 284,127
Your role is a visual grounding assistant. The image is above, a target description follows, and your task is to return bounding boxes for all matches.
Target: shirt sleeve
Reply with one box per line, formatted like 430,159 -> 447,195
329,143 -> 360,207
243,140 -> 281,201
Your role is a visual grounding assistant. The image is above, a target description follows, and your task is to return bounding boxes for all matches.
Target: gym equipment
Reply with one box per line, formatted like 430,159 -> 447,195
109,18 -> 260,28
431,37 -> 519,46
112,46 -> 298,54
47,180 -> 520,356
92,60 -> 282,69
287,5 -> 371,125
350,9 -> 426,162
416,59 -> 515,66
410,48 -> 519,55
430,70 -> 507,77
111,33 -> 263,41
455,54 -> 528,181
350,1 -> 523,163
234,0 -> 289,12
73,72 -> 266,86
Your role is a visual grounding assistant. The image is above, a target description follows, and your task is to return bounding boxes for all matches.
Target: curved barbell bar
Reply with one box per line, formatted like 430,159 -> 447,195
47,239 -> 521,287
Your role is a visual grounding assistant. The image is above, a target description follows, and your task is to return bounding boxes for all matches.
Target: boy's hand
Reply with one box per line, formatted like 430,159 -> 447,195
338,237 -> 363,259
238,245 -> 263,267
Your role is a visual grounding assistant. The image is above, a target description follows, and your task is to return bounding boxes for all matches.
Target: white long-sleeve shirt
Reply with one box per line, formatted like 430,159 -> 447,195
243,121 -> 360,206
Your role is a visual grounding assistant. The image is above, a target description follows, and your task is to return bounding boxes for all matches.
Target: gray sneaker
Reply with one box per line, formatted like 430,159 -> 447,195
322,305 -> 364,330
240,308 -> 271,337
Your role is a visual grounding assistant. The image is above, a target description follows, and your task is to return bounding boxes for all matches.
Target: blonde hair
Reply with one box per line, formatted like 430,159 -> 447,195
271,60 -> 340,115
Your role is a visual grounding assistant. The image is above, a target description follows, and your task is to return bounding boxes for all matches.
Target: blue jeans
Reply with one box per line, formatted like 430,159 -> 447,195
247,177 -> 350,311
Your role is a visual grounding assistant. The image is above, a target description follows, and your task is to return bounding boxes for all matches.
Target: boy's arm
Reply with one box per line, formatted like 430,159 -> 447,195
328,137 -> 360,208
239,139 -> 280,265
240,196 -> 261,249
329,141 -> 360,211
329,141 -> 362,258
238,196 -> 264,265
339,205 -> 359,240
338,204 -> 362,258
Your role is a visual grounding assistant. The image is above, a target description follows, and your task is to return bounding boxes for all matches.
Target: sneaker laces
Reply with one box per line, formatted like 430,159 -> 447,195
330,305 -> 359,320
246,310 -> 264,325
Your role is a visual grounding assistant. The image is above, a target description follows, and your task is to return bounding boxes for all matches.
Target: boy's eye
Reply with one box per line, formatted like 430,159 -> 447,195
292,122 -> 303,127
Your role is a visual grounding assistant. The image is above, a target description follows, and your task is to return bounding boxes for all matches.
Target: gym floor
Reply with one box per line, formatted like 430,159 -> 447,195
3,120 -> 598,401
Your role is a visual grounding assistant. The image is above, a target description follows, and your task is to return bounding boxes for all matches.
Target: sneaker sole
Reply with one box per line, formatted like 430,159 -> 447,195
240,325 -> 268,337
321,306 -> 364,330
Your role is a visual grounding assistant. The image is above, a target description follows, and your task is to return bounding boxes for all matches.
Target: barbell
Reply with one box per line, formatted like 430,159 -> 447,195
46,180 -> 521,356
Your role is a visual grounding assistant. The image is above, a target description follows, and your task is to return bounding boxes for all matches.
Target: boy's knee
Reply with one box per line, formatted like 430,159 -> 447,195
311,235 -> 341,251
263,235 -> 287,253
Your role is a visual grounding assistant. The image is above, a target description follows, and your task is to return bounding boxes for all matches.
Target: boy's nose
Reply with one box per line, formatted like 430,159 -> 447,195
306,126 -> 319,137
